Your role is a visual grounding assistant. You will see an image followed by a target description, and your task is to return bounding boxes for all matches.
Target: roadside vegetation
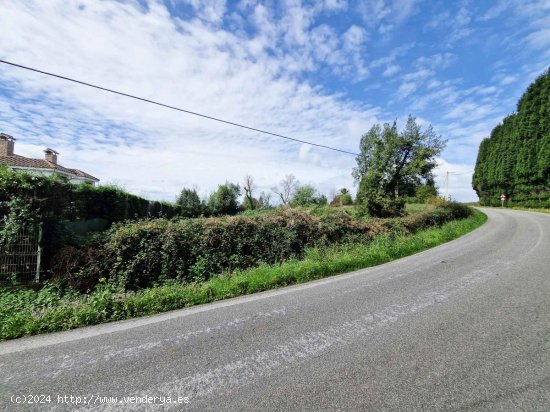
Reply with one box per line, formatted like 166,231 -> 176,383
472,67 -> 550,208
1,116 -> 489,340
0,206 -> 485,340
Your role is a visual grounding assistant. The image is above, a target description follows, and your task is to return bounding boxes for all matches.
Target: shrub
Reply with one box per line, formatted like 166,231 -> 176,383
330,188 -> 353,206
340,193 -> 353,206
400,202 -> 472,232
426,195 -> 448,205
74,209 -> 383,290
58,203 -> 470,291
50,246 -> 104,292
415,184 -> 438,203
0,209 -> 485,341
357,189 -> 406,217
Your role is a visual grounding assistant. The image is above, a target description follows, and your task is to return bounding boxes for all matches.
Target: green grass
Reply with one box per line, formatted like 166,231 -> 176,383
239,204 -> 359,219
405,203 -> 432,214
240,203 -> 432,219
0,210 -> 486,341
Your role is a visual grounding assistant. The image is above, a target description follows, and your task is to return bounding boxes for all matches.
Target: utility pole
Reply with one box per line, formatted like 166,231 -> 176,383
444,171 -> 449,200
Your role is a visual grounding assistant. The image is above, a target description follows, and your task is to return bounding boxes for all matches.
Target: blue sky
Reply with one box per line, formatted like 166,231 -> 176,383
0,0 -> 549,202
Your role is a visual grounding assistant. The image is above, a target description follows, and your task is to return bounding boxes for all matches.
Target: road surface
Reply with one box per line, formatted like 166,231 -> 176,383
1,208 -> 549,411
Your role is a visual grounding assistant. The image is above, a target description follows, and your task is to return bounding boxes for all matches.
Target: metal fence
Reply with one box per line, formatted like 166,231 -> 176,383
0,224 -> 42,285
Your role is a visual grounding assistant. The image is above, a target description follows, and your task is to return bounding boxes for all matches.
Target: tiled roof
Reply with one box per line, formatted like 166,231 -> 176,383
0,155 -> 99,181
67,168 -> 99,181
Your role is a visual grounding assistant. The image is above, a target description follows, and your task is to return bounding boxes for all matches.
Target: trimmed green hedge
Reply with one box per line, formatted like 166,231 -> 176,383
0,165 -> 180,223
70,184 -> 180,221
53,203 -> 472,291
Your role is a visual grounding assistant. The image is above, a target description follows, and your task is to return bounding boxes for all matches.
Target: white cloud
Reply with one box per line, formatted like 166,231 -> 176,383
358,0 -> 420,32
424,11 -> 450,30
183,0 -> 227,23
397,82 -> 417,99
0,0 -> 380,201
434,158 -> 476,202
322,0 -> 348,12
416,52 -> 455,70
526,28 -> 550,50
492,73 -> 518,86
424,7 -> 473,46
479,1 -> 509,21
402,68 -> 433,82
242,1 -> 370,80
382,64 -> 400,76
343,25 -> 367,49
443,102 -> 495,121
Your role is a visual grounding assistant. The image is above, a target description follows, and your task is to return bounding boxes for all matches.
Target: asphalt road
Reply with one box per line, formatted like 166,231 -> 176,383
1,208 -> 549,411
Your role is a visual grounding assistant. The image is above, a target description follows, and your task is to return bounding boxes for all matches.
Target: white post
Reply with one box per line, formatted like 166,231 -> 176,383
35,223 -> 42,283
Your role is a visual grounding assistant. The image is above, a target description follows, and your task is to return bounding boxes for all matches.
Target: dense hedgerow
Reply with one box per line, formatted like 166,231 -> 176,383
472,67 -> 550,207
0,209 -> 484,340
52,202 -> 471,291
0,165 -> 181,224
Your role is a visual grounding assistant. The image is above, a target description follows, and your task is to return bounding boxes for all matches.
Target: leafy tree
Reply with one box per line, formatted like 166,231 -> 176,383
354,116 -> 446,217
291,184 -> 327,206
177,187 -> 202,217
207,182 -> 241,216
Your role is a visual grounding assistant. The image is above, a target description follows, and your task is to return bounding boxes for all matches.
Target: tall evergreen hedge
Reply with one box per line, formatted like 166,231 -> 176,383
472,68 -> 550,206
0,166 -> 180,223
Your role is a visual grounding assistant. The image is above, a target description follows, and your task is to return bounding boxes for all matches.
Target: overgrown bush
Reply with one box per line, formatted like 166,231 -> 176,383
0,165 -> 70,220
400,202 -> 472,232
0,210 -> 486,341
330,188 -> 353,207
55,203 -> 470,291
426,195 -> 448,205
415,184 -> 438,203
357,189 -> 406,218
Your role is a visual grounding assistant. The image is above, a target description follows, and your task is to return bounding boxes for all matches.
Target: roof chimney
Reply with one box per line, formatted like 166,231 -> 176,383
44,148 -> 59,164
0,133 -> 15,156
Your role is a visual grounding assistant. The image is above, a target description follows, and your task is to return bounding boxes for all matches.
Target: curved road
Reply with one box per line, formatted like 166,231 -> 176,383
1,208 -> 549,411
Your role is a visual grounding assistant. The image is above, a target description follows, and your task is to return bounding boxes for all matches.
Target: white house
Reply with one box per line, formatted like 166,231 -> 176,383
0,133 -> 99,185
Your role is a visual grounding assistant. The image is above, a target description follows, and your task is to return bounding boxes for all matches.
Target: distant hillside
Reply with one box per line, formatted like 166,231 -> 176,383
472,68 -> 550,207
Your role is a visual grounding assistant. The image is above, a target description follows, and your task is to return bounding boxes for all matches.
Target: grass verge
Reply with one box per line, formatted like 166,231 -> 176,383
0,209 -> 486,341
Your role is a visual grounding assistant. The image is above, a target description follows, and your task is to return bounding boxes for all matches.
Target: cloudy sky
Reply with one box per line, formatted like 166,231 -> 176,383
0,0 -> 549,202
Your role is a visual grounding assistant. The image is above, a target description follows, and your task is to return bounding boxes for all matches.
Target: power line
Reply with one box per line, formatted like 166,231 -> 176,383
0,59 -> 359,156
